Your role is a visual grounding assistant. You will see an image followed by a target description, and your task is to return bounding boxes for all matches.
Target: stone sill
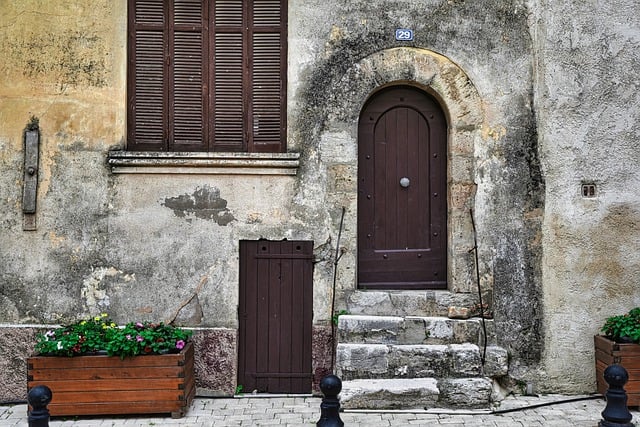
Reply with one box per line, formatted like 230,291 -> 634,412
108,151 -> 300,175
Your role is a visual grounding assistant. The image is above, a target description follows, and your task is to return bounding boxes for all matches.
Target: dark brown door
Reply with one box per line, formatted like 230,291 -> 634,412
238,240 -> 313,393
358,86 -> 447,289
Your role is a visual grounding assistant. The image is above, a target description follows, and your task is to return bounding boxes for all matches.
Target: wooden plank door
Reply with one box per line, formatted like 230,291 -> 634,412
358,86 -> 447,289
238,240 -> 313,393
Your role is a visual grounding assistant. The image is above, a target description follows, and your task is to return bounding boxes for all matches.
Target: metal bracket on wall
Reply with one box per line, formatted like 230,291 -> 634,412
22,123 -> 40,231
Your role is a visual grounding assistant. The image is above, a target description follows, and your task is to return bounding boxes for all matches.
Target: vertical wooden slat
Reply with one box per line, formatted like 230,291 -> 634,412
267,242 -> 281,392
256,242 -> 270,392
290,245 -> 304,392
397,108 -> 409,248
302,241 -> 313,393
279,241 -> 293,392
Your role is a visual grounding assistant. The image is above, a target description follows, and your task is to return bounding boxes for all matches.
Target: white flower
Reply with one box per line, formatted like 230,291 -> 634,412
57,341 -> 63,350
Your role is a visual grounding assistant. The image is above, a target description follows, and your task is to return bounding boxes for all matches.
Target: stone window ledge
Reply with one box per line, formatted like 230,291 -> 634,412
108,151 -> 300,175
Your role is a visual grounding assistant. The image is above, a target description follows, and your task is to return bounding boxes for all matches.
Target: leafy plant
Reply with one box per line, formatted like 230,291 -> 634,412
601,307 -> 640,343
35,313 -> 192,358
332,309 -> 349,326
235,384 -> 244,395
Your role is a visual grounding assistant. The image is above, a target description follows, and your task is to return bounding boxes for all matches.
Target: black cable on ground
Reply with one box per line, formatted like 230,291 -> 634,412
489,394 -> 603,415
341,394 -> 604,414
0,400 -> 27,405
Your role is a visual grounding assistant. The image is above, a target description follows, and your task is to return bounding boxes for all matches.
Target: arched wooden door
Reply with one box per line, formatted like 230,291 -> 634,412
358,86 -> 447,289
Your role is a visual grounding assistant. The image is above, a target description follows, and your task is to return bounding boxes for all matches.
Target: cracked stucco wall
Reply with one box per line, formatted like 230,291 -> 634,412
0,0 -> 638,399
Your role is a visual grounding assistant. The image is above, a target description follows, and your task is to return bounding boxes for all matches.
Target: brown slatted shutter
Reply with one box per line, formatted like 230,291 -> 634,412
171,0 -> 208,151
212,0 -> 245,151
249,0 -> 286,152
129,0 -> 285,152
128,0 -> 167,151
129,0 -> 207,151
212,0 -> 286,152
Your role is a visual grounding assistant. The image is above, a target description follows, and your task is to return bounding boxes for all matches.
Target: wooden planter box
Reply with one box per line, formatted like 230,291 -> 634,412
27,341 -> 195,418
594,335 -> 640,406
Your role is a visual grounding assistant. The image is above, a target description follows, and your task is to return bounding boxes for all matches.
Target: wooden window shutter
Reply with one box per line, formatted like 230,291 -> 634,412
128,0 -> 285,153
128,0 -> 207,151
212,0 -> 245,151
128,0 -> 167,151
212,0 -> 286,152
249,0 -> 286,152
171,0 -> 208,151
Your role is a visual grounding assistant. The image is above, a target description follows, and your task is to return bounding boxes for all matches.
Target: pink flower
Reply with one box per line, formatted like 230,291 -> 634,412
135,322 -> 144,328
126,334 -> 132,340
136,335 -> 143,342
175,340 -> 185,350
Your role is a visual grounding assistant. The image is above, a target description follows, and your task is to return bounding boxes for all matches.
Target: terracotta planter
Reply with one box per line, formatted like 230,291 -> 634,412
594,335 -> 640,406
27,341 -> 195,418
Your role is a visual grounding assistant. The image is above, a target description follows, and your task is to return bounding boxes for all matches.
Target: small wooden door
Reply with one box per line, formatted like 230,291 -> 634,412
238,240 -> 313,393
358,86 -> 447,289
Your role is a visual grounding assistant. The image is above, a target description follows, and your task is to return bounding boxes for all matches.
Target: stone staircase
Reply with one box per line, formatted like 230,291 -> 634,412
335,314 -> 509,409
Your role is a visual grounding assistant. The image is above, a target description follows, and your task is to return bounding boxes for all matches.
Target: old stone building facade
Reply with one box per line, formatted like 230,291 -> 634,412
1,0 -> 639,405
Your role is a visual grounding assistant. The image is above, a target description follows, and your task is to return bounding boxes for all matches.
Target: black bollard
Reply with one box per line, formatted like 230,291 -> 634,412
600,364 -> 634,427
27,385 -> 52,427
317,374 -> 344,427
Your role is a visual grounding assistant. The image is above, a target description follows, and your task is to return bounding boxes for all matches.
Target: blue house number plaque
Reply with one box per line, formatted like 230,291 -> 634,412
395,28 -> 414,41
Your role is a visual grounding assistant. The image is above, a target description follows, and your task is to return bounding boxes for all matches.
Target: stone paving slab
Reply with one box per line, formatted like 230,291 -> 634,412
1,394 -> 638,426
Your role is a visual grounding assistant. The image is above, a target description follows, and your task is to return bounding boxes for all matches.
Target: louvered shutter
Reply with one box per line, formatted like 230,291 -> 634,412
171,0 -> 208,151
212,0 -> 286,152
250,0 -> 286,152
129,0 -> 286,152
212,0 -> 245,151
128,0 -> 167,151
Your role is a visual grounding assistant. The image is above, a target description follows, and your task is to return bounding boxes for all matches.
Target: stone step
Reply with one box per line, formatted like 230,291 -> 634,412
339,377 -> 493,409
336,343 -> 508,381
346,290 -> 481,317
337,314 -> 496,346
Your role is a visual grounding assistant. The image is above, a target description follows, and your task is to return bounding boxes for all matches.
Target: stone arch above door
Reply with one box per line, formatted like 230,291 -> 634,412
314,47 -> 485,294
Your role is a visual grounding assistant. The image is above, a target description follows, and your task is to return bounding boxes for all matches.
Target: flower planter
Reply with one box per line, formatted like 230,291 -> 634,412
594,335 -> 640,406
27,341 -> 195,418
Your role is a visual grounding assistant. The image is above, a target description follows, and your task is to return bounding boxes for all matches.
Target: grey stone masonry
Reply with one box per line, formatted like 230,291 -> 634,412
336,343 -> 488,380
338,314 -> 497,346
335,313 -> 509,410
340,378 -> 440,409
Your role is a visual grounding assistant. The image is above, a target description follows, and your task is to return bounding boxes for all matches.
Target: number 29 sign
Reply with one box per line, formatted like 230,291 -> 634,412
395,28 -> 414,41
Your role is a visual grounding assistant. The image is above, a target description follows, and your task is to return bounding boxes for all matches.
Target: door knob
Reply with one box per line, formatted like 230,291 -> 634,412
399,177 -> 410,188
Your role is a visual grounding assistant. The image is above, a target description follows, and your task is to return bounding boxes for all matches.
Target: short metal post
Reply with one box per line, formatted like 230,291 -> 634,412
317,374 -> 344,427
600,364 -> 634,427
27,385 -> 52,427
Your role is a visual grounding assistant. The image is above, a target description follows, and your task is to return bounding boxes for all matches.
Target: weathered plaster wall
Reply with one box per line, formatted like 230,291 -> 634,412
0,0 -> 125,323
534,0 -> 640,393
289,0 -> 543,372
4,0 -> 634,400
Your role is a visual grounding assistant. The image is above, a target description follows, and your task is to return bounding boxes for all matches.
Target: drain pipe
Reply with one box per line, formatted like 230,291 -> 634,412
330,207 -> 346,371
469,208 -> 488,365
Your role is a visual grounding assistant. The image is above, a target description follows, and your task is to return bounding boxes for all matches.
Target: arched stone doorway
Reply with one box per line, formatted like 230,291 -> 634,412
357,85 -> 448,290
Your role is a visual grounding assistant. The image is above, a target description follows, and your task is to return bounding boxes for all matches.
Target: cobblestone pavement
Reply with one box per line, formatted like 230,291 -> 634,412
1,394 -> 637,426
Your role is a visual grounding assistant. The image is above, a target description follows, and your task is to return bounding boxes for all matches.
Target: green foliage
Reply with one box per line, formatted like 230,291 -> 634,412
35,313 -> 192,358
235,384 -> 244,395
601,307 -> 640,343
332,309 -> 349,326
